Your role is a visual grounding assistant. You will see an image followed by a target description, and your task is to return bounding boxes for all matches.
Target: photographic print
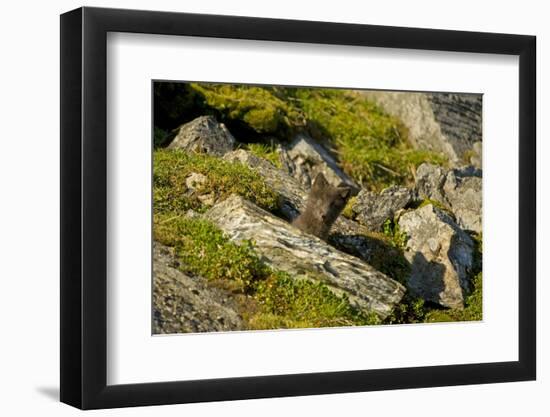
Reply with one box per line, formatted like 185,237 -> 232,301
152,82 -> 483,334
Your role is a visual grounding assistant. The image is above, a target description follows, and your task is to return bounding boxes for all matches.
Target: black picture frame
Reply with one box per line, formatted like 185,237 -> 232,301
60,6 -> 536,410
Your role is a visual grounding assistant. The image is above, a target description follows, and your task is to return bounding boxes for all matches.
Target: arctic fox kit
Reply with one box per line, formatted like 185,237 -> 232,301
292,172 -> 352,240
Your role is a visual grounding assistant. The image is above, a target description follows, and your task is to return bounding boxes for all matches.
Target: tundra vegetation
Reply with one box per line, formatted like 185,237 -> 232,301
153,82 -> 483,333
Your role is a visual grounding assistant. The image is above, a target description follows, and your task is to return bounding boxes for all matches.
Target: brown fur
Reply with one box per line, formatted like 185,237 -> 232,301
292,173 -> 351,240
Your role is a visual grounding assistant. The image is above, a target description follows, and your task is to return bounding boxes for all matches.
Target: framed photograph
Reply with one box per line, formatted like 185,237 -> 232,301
60,6 -> 536,409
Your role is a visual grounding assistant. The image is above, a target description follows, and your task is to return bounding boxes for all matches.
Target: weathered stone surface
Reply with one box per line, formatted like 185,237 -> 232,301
153,241 -> 244,334
362,91 -> 482,164
416,163 -> 482,233
205,195 -> 406,318
168,115 -> 236,156
284,133 -> 360,193
398,204 -> 475,309
415,162 -> 449,204
428,93 -> 483,160
353,186 -> 414,231
223,149 -> 381,260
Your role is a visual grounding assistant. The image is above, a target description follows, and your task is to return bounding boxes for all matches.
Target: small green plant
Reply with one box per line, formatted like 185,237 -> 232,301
384,296 -> 426,324
247,142 -> 282,168
382,218 -> 408,249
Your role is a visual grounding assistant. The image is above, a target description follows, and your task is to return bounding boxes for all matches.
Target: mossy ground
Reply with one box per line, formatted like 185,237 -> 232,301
154,82 -> 448,191
154,213 -> 378,329
153,82 -> 481,328
154,148 -> 279,215
153,148 -> 378,330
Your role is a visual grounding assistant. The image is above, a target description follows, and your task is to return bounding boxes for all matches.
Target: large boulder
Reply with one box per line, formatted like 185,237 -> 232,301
168,115 -> 236,156
398,204 -> 475,309
362,91 -> 482,164
352,186 -> 414,231
205,195 -> 406,318
416,163 -> 482,233
153,241 -> 244,333
283,133 -> 360,194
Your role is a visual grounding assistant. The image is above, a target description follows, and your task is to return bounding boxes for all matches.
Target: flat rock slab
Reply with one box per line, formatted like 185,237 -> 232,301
153,241 -> 244,334
398,204 -> 475,309
205,195 -> 405,318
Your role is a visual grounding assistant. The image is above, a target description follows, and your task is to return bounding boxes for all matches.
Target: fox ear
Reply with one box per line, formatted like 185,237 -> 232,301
313,172 -> 328,187
338,187 -> 351,199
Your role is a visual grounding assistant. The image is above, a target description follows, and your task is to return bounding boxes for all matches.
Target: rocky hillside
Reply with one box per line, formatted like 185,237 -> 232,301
153,84 -> 483,334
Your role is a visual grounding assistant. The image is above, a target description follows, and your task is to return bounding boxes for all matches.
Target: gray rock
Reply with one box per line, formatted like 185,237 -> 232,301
362,91 -> 482,164
153,241 -> 244,334
168,115 -> 236,156
284,133 -> 360,194
443,170 -> 482,234
415,163 -> 482,233
205,195 -> 405,318
398,204 -> 475,309
353,186 -> 414,231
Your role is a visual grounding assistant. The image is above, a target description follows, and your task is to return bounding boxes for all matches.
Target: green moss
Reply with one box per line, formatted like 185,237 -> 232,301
341,195 -> 358,219
294,89 -> 448,190
247,142 -> 282,168
153,149 -> 279,215
190,84 -> 305,135
155,215 -> 268,292
251,273 -> 380,329
384,296 -> 426,324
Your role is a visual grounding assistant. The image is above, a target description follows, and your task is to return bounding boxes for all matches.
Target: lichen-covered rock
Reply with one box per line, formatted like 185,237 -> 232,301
153,241 -> 244,334
284,133 -> 359,193
353,186 -> 414,231
398,204 -> 475,309
205,195 -> 405,318
415,163 -> 482,233
362,91 -> 482,164
168,115 -> 236,156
